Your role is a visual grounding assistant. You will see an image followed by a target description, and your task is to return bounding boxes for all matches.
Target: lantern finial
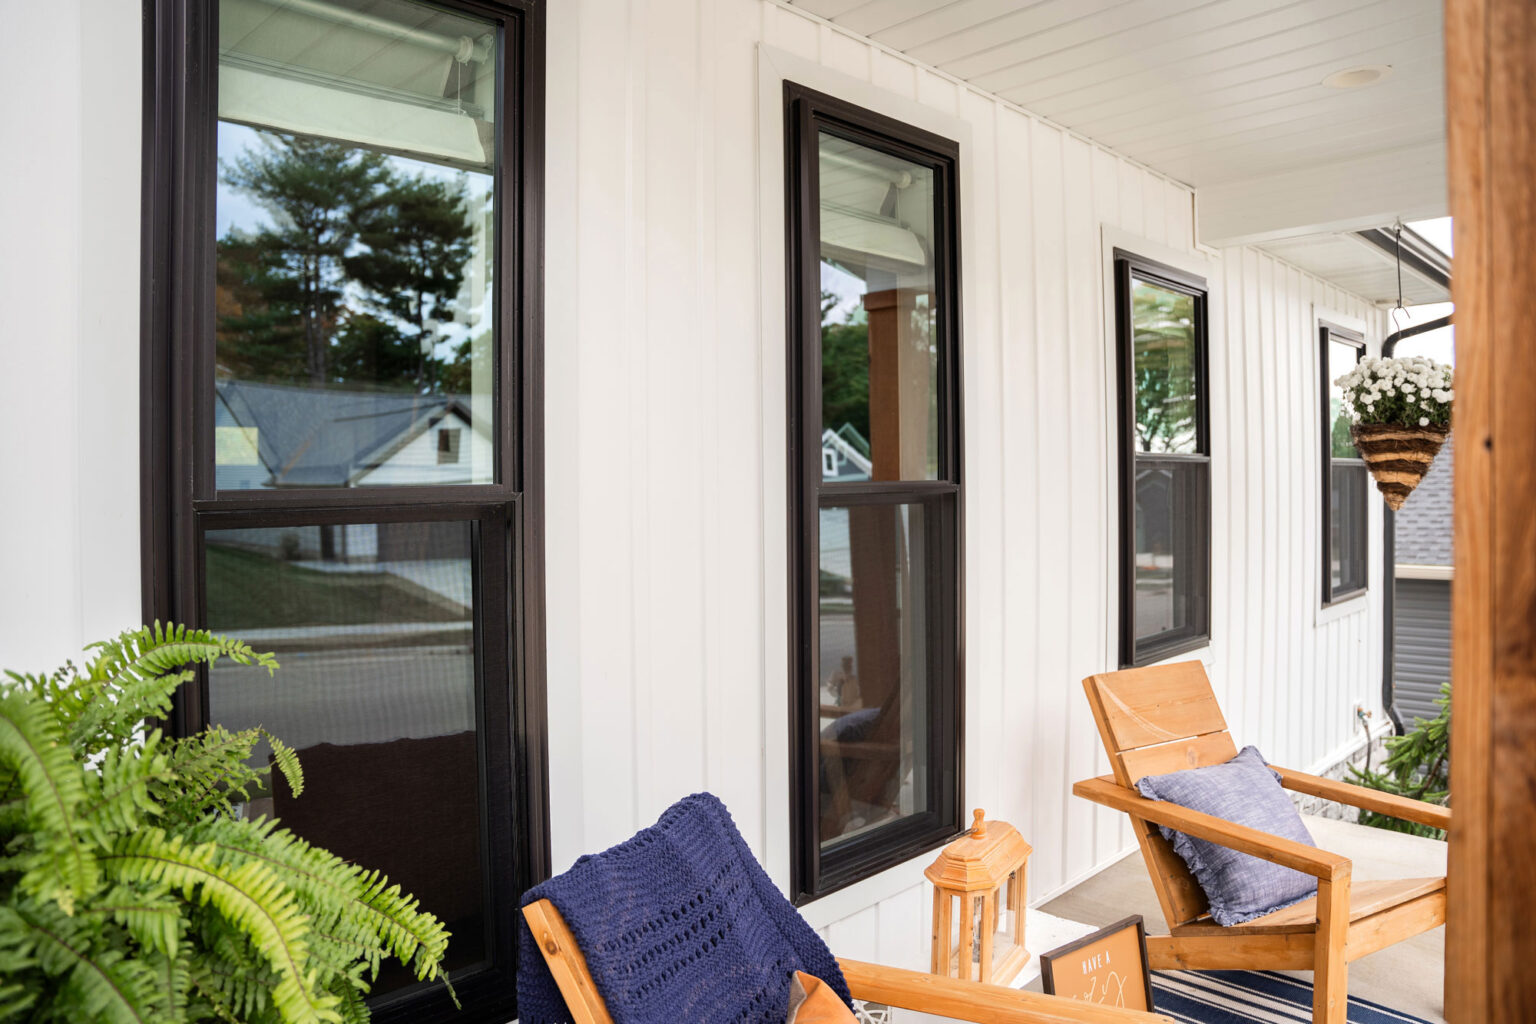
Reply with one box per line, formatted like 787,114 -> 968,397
971,808 -> 986,838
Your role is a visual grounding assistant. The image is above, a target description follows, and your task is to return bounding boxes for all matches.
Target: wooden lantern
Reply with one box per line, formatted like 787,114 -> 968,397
924,809 -> 1032,984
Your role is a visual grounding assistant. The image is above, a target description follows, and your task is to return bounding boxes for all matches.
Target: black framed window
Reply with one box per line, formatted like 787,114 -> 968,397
1114,251 -> 1211,668
785,83 -> 963,903
1321,323 -> 1369,604
141,1 -> 547,1021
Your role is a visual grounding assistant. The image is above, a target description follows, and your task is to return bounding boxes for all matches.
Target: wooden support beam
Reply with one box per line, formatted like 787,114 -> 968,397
1445,0 -> 1536,1018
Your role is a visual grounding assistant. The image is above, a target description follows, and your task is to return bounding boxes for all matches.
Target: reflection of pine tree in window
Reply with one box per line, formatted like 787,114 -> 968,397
216,131 -> 480,394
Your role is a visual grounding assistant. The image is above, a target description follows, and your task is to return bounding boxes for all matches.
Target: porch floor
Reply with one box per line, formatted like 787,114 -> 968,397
1037,816 -> 1448,1022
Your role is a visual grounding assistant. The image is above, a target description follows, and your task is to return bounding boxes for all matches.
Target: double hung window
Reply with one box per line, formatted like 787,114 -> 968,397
1321,323 -> 1369,603
143,1 -> 547,1020
1114,252 -> 1212,667
784,84 -> 963,902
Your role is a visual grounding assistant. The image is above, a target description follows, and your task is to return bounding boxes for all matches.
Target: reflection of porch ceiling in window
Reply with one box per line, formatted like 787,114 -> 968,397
219,0 -> 495,169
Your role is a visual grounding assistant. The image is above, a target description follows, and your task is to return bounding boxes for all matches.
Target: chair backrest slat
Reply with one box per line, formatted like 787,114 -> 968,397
1119,731 -> 1239,784
1082,661 -> 1231,928
1086,661 -> 1228,756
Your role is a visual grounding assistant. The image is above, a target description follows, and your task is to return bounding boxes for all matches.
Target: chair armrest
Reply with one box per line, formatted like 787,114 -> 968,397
1271,767 -> 1451,831
838,959 -> 1175,1024
1072,776 -> 1352,880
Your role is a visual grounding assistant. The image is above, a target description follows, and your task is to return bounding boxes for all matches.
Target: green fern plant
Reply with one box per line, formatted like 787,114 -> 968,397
0,623 -> 451,1023
1348,682 -> 1451,840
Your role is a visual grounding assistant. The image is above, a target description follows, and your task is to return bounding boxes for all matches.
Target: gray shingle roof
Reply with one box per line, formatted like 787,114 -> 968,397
215,380 -> 469,487
1394,434 -> 1454,567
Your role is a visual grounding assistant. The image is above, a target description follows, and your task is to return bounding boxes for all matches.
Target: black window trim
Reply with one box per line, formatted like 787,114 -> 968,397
139,2 -> 549,1021
1113,249 -> 1213,669
784,81 -> 965,904
1320,321 -> 1369,607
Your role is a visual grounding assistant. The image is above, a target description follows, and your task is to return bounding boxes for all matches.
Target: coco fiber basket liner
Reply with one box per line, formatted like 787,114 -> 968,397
1350,422 -> 1450,510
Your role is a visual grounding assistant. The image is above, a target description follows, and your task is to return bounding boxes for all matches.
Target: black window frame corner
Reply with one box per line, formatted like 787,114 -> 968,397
1112,249 -> 1212,670
1319,320 -> 1369,608
139,2 -> 549,1020
783,82 -> 965,904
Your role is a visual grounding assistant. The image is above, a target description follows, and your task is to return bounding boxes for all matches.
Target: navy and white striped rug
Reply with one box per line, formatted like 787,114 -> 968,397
1150,971 -> 1435,1023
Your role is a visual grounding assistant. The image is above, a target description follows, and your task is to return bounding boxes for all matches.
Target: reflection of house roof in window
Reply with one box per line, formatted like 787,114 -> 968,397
1395,435 -> 1453,567
216,380 -> 482,487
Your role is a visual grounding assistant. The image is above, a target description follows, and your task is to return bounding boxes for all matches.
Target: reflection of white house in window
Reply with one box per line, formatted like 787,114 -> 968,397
820,425 -> 873,481
212,381 -> 492,489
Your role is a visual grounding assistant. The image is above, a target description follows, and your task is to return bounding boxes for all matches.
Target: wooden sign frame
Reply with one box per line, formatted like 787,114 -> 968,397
1039,915 -> 1155,1012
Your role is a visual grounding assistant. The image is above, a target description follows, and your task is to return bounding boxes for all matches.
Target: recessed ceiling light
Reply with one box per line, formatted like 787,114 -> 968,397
1322,64 -> 1393,89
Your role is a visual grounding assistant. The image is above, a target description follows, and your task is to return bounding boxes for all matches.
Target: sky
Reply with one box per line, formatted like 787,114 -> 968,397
1394,217 -> 1454,367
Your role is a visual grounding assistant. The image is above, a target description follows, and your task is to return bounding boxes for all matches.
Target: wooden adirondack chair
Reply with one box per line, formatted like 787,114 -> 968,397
522,898 -> 1175,1024
1072,661 -> 1449,1024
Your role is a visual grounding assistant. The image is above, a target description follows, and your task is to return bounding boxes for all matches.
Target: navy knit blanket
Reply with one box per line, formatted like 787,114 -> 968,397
517,793 -> 853,1024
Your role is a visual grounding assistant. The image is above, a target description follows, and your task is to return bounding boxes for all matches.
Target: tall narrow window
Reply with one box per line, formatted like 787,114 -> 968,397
1115,252 -> 1211,667
142,1 -> 547,1021
785,83 -> 962,902
1322,323 -> 1369,603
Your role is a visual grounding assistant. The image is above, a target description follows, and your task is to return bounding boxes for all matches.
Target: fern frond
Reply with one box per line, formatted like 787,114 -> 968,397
0,902 -> 160,1024
70,624 -> 277,749
0,982 -> 38,1024
78,885 -> 184,958
103,828 -> 340,1024
188,959 -> 273,1024
82,731 -> 171,840
190,815 -> 448,977
0,690 -> 97,914
156,726 -> 265,823
263,731 -> 304,799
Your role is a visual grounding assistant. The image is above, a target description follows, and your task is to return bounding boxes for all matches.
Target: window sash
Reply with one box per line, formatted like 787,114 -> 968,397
1115,252 -> 1212,668
785,82 -> 964,904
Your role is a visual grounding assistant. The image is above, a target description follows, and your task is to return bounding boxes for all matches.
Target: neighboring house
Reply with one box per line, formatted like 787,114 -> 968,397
821,424 -> 873,481
1393,436 -> 1454,727
214,380 -> 493,490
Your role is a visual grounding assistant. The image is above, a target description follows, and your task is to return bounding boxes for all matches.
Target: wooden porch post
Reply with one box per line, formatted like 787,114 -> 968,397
1445,0 -> 1536,1018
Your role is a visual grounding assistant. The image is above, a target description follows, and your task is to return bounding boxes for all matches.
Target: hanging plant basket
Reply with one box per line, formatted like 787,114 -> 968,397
1351,422 -> 1451,510
1335,354 -> 1454,511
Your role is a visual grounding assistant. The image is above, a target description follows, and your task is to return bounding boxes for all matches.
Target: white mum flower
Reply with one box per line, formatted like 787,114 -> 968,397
1419,417 -> 1429,426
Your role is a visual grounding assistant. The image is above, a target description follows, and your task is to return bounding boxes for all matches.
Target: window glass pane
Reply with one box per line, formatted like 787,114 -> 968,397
1332,463 -> 1368,594
215,0 -> 497,489
818,132 -> 940,482
1131,278 -> 1200,455
1134,461 -> 1208,643
1327,338 -> 1361,458
817,502 -> 931,848
205,520 -> 485,993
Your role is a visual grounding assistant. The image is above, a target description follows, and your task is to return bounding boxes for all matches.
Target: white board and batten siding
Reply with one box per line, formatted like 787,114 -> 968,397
542,0 -> 1390,972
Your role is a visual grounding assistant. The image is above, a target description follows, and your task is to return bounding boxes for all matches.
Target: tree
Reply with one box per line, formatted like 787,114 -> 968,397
219,135 -> 390,384
344,174 -> 475,392
820,290 -> 871,441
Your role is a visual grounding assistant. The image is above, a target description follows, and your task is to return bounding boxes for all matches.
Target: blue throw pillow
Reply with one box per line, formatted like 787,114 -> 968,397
1136,746 -> 1319,926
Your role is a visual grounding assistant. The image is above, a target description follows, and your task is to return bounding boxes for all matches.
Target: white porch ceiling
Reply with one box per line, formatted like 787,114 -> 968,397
791,0 -> 1450,295
790,0 -> 1444,189
1261,232 -> 1449,306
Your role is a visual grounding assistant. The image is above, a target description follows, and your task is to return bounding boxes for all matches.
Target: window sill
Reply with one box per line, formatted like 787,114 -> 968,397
795,846 -> 949,931
1123,633 -> 1211,670
1316,590 -> 1369,626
